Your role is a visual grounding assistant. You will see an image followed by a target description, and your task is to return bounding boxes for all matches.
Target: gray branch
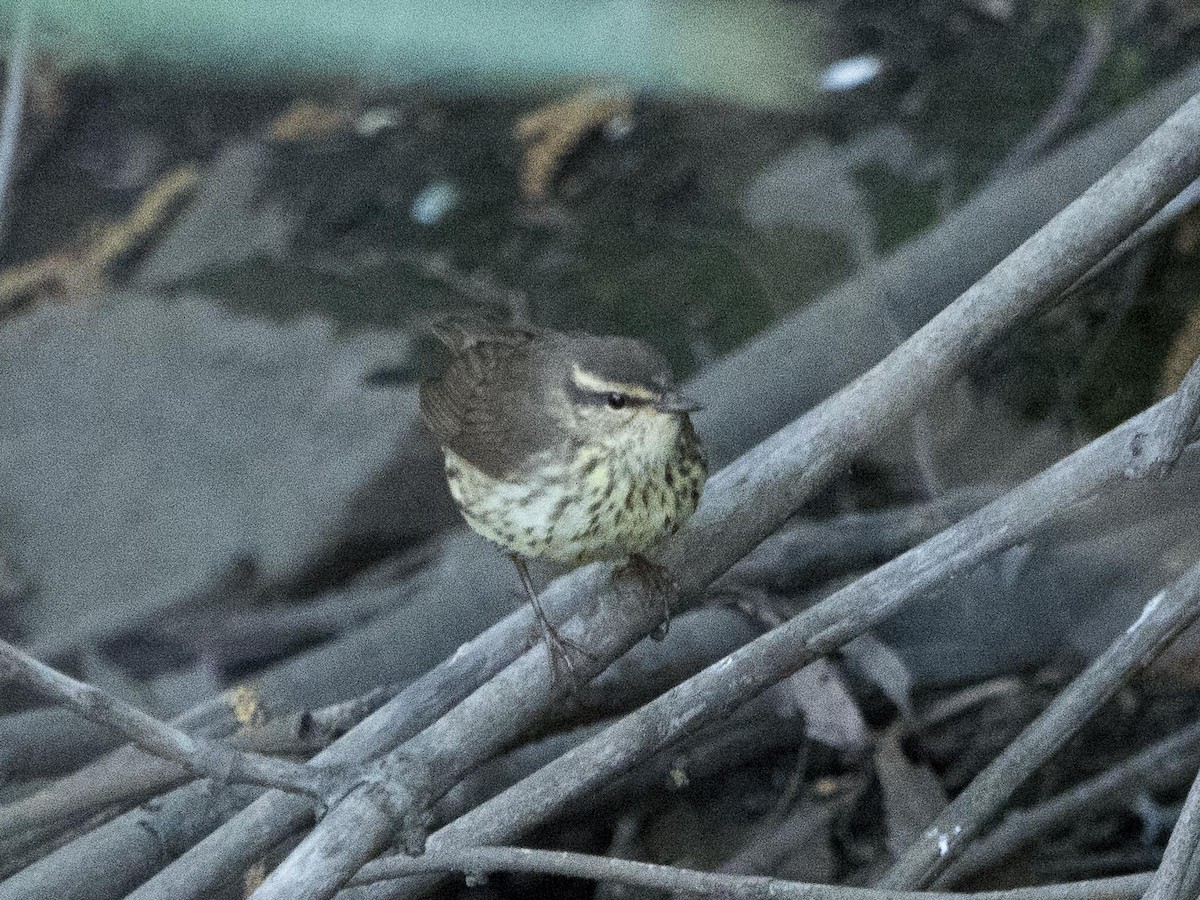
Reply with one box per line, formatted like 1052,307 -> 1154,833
0,638 -> 332,800
0,1 -> 31,246
878,555 -> 1200,888
996,13 -> 1113,175
0,682 -> 402,846
352,383 -> 1196,900
347,843 -> 1153,900
1141,767 -> 1200,900
943,720 -> 1200,884
1127,352 -> 1200,478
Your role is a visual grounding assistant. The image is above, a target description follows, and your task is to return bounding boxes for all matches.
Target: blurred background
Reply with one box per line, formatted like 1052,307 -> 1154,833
1,0 -> 1195,376
4,0 -> 1200,893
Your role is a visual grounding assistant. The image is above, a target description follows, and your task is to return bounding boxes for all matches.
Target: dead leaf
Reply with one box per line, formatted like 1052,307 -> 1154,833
243,859 -> 268,897
268,100 -> 354,143
785,658 -> 869,754
0,162 -> 199,315
842,633 -> 914,719
514,84 -> 633,202
874,724 -> 948,857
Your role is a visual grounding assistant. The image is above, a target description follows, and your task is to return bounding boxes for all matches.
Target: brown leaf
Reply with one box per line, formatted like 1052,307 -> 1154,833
514,84 -> 633,201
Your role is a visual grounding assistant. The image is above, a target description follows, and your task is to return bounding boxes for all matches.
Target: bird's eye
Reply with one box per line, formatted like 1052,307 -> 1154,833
606,393 -> 627,410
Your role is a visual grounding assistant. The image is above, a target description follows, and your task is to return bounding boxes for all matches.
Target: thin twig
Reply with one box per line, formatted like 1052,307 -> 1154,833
942,720 -> 1200,885
1064,176 -> 1200,300
715,788 -> 858,879
1141,766 -> 1200,899
0,637 -> 332,799
347,843 -> 1152,900
917,678 -> 1024,729
997,14 -> 1114,174
0,779 -> 263,900
5,550 -> 742,851
879,555 -> 1200,889
725,486 -> 1002,595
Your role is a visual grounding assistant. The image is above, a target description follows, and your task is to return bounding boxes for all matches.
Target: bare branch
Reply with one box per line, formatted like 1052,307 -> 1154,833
722,486 -> 1001,595
347,844 -> 1152,900
944,720 -> 1200,885
0,637 -> 331,800
0,1 -> 31,246
878,552 -> 1200,888
997,14 -> 1113,174
1128,352 -> 1200,478
1141,768 -> 1200,900
0,544 -> 465,780
1064,176 -> 1200,299
0,682 -> 402,846
715,787 -> 861,879
0,780 -> 262,900
122,598 -> 555,900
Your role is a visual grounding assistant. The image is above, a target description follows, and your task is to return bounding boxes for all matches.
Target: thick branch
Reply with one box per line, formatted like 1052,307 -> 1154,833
0,683 -> 401,846
0,779 -> 263,900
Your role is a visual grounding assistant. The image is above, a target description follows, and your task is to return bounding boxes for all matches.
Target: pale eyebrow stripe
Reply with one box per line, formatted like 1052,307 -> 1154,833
570,365 -> 658,401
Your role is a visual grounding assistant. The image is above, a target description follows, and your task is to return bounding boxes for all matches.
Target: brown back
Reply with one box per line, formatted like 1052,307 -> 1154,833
419,320 -> 562,479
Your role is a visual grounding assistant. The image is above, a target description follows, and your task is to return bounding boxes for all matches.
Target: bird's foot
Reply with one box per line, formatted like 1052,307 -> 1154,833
616,553 -> 678,641
508,553 -> 596,691
534,614 -> 596,692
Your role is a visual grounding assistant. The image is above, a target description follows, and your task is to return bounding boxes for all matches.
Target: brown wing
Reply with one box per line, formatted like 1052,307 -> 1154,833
420,319 -> 562,480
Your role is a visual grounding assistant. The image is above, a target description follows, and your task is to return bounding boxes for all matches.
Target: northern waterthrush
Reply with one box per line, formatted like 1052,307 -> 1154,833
420,318 -> 707,676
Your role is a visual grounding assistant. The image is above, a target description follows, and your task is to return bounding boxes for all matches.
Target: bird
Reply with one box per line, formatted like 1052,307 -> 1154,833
419,317 -> 707,679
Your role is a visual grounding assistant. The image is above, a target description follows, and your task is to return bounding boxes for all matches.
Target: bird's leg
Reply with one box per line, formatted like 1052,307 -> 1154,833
508,554 -> 594,686
616,553 -> 677,641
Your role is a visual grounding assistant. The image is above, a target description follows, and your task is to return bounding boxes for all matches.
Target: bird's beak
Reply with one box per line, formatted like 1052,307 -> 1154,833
654,391 -> 704,414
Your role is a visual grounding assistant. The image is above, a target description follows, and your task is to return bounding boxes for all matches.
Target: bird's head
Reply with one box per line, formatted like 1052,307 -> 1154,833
547,334 -> 701,467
